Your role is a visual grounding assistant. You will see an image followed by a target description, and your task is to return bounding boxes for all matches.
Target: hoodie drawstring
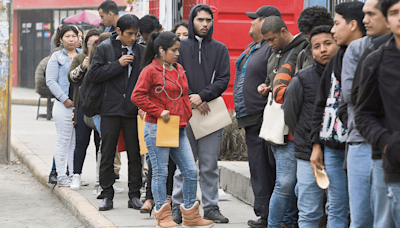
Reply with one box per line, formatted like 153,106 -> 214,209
198,39 -> 202,64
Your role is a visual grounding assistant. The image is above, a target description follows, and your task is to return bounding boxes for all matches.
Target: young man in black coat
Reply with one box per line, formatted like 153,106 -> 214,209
355,0 -> 400,226
87,14 -> 145,211
284,25 -> 339,227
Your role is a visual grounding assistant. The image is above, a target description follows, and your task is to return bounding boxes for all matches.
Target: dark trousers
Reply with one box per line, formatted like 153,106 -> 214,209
74,105 -> 100,174
245,120 -> 276,218
100,116 -> 142,199
146,157 -> 176,200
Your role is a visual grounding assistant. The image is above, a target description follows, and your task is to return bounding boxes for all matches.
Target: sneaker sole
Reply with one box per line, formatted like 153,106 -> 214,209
203,217 -> 228,224
70,185 -> 80,190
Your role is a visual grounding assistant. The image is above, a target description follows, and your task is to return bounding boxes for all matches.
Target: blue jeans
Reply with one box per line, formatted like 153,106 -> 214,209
296,159 -> 325,227
324,146 -> 349,227
93,114 -> 101,135
387,182 -> 400,227
347,142 -> 373,228
371,159 -> 396,227
144,122 -> 198,211
268,141 -> 298,228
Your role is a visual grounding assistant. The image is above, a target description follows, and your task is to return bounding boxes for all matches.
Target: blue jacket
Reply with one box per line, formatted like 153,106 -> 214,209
233,39 -> 272,118
46,48 -> 82,103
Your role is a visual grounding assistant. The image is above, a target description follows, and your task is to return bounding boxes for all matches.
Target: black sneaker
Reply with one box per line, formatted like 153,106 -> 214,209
204,205 -> 229,223
171,204 -> 182,224
248,218 -> 267,228
48,170 -> 57,184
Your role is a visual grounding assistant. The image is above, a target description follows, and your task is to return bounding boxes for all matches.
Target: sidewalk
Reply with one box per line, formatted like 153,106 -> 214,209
11,87 -> 257,228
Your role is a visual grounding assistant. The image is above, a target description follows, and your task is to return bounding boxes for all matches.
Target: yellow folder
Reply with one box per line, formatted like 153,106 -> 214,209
156,115 -> 180,148
137,115 -> 148,155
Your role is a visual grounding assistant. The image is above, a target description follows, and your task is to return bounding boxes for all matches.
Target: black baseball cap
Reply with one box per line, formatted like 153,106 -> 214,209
246,6 -> 281,19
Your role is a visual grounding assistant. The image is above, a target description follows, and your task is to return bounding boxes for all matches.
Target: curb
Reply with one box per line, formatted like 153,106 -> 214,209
12,98 -> 46,106
11,135 -> 116,228
218,161 -> 254,206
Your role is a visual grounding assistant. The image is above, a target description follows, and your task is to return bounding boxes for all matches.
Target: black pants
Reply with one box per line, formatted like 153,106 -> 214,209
100,116 -> 142,199
245,120 -> 276,218
145,157 -> 176,200
73,105 -> 100,174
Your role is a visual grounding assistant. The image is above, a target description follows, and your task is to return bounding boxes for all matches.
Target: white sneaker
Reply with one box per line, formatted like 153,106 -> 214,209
80,180 -> 89,186
113,185 -> 124,194
70,174 -> 81,190
57,176 -> 71,187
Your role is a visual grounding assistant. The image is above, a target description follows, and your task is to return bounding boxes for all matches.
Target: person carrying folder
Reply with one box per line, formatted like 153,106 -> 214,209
131,31 -> 214,228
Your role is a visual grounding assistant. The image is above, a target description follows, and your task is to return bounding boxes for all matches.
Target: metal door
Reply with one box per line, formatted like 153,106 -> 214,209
19,10 -> 53,88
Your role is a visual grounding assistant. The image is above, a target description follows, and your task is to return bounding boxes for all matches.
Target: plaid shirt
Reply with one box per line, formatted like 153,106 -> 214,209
131,59 -> 192,128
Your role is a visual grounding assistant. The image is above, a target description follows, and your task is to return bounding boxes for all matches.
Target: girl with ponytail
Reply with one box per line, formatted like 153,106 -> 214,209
131,31 -> 213,228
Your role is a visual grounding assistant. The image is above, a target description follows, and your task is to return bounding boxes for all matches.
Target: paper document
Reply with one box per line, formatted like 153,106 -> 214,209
156,115 -> 180,148
189,97 -> 232,140
137,115 -> 148,155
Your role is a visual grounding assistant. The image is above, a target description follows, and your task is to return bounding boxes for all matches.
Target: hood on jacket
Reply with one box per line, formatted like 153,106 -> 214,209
188,4 -> 214,41
279,33 -> 307,53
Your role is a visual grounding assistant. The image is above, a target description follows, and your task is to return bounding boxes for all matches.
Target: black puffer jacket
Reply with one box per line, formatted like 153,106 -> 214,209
284,60 -> 326,160
87,32 -> 145,117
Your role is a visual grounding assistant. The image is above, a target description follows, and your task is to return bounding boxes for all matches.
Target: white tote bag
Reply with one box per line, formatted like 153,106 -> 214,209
259,92 -> 289,145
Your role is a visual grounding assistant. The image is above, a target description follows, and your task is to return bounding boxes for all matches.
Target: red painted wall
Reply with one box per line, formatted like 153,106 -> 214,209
12,11 -> 19,87
13,0 -> 127,10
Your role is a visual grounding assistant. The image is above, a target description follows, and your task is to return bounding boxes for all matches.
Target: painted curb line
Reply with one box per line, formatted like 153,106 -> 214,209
11,135 -> 116,228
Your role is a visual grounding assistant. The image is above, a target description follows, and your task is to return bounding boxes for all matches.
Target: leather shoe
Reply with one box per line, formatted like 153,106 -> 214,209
99,198 -> 113,211
128,197 -> 143,209
247,217 -> 267,228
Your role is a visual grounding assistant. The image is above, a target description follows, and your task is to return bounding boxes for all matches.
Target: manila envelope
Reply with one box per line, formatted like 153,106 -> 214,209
156,115 -> 180,148
137,115 -> 148,155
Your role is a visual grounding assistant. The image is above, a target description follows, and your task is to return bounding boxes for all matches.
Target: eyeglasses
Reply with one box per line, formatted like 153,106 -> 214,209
197,18 -> 213,23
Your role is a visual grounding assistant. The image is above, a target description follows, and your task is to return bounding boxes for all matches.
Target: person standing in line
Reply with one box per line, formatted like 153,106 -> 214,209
283,25 -> 339,227
296,6 -> 333,73
46,25 -> 81,186
98,0 -> 120,33
341,0 -> 391,226
87,14 -> 144,211
171,22 -> 189,40
355,0 -> 400,226
309,2 -> 365,227
132,31 -> 214,228
138,14 -> 162,45
171,4 -> 230,224
233,5 -> 281,228
68,28 -> 101,190
257,15 -> 308,228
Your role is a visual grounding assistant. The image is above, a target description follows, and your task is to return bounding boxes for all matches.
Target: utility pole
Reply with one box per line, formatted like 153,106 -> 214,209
0,0 -> 12,163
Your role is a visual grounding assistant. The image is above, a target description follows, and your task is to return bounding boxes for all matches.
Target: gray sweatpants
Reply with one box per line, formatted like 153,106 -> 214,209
172,123 -> 223,210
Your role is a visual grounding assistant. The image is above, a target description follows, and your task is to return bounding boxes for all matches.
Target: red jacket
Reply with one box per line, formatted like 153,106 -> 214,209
131,59 -> 192,128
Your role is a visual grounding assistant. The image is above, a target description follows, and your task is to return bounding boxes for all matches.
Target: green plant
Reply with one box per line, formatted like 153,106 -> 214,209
219,113 -> 247,161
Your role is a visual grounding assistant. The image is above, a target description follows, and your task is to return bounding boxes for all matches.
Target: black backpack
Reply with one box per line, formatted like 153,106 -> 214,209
80,40 -> 117,117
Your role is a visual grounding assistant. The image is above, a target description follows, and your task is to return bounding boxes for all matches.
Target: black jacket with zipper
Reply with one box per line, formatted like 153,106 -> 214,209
177,4 -> 230,102
284,60 -> 326,160
87,32 -> 145,118
355,36 -> 400,183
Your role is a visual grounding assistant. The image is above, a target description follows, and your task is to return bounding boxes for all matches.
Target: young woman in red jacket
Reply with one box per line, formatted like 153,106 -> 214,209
131,31 -> 213,228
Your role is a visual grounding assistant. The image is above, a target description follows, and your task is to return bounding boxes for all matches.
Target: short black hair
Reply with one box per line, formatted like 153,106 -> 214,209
309,25 -> 333,45
261,16 -> 288,35
335,2 -> 366,36
117,14 -> 140,34
297,6 -> 333,35
380,0 -> 400,18
171,21 -> 189,34
139,14 -> 161,34
192,4 -> 213,20
98,0 -> 119,15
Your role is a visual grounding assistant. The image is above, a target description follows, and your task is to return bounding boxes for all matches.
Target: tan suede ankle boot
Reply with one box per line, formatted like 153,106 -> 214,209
180,201 -> 214,228
154,203 -> 179,228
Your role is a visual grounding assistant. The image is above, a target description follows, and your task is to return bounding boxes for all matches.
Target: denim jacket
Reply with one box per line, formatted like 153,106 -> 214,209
46,48 -> 82,103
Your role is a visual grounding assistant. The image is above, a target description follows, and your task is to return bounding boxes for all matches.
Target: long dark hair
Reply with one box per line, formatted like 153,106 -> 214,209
88,32 -> 111,69
83,29 -> 102,54
140,31 -> 180,70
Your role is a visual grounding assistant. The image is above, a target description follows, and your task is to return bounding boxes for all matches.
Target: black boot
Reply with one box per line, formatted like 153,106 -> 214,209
48,170 -> 57,184
248,217 -> 267,228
